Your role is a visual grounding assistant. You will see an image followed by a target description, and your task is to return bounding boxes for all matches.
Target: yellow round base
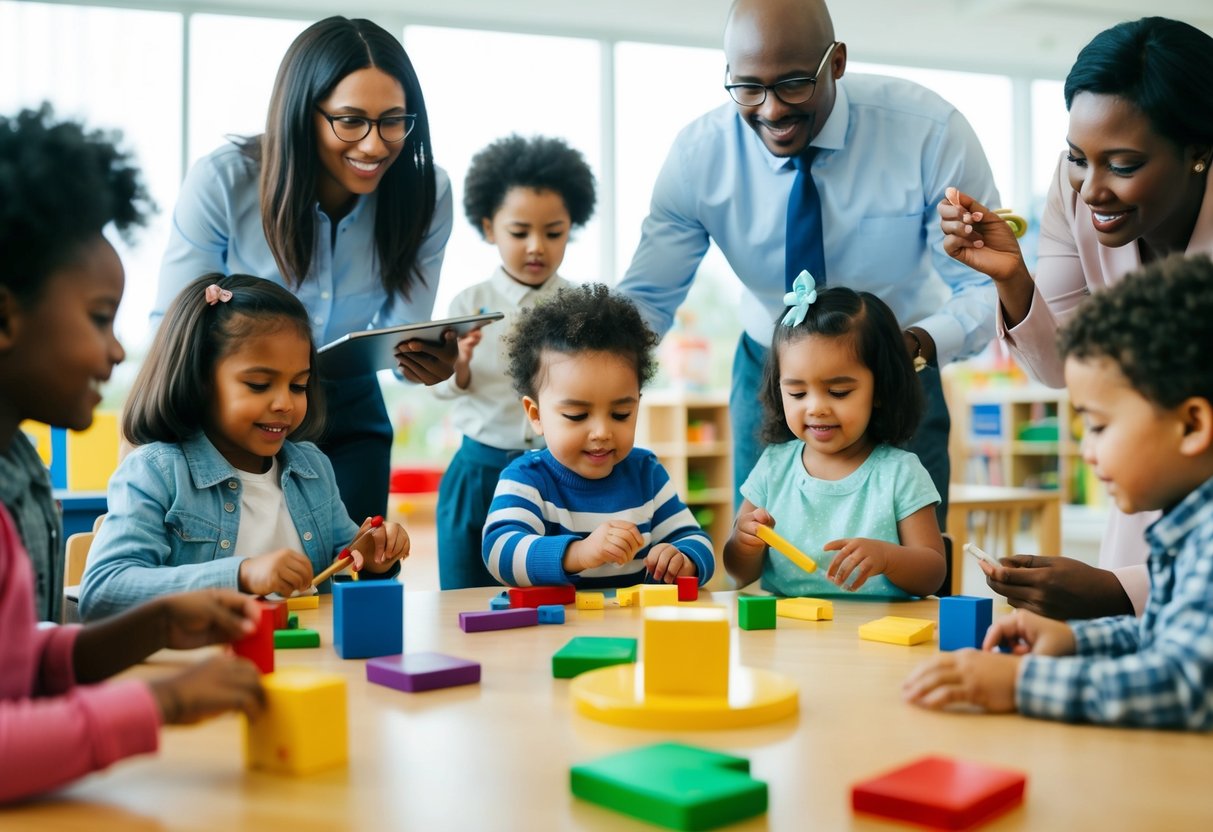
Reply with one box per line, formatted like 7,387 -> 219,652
570,663 -> 799,729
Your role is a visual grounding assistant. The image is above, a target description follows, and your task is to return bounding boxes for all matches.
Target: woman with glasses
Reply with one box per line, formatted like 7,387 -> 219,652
940,17 -> 1213,622
157,16 -> 454,524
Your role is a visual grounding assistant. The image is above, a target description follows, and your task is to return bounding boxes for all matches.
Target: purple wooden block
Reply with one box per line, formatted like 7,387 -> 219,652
459,607 -> 539,632
366,652 -> 481,693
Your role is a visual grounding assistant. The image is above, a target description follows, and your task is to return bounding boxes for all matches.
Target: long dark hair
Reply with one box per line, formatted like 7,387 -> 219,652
1065,17 -> 1213,151
760,287 -> 922,446
123,273 -> 326,446
243,16 -> 437,300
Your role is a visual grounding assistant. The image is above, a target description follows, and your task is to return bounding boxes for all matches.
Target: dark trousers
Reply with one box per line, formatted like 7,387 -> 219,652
319,374 -> 393,525
730,333 -> 951,527
436,436 -> 523,589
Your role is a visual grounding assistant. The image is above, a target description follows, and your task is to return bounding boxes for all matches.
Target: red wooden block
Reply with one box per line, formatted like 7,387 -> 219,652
266,600 -> 288,631
676,575 -> 698,602
231,602 -> 277,674
852,755 -> 1026,830
508,585 -> 576,608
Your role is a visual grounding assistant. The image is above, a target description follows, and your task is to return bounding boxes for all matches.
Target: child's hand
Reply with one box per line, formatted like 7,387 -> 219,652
237,549 -> 314,597
982,608 -> 1077,657
564,521 -> 644,573
902,649 -> 1020,713
347,517 -> 411,573
644,543 -> 698,583
149,655 -> 265,725
824,537 -> 891,591
733,506 -> 776,555
156,589 -> 262,650
457,328 -> 483,364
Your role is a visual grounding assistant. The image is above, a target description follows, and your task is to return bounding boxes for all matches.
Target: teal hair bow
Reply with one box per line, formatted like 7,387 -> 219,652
781,270 -> 818,327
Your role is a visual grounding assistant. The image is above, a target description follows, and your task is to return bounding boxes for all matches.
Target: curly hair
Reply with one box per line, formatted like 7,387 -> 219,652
123,273 -> 326,446
0,104 -> 150,302
463,134 -> 596,234
1058,253 -> 1213,409
759,287 -> 923,445
506,283 -> 657,399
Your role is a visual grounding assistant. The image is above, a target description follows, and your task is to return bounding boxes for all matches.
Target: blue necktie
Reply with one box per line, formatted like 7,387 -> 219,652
785,147 -> 826,292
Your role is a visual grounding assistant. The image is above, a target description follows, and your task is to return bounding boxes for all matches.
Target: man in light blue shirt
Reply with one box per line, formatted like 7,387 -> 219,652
617,0 -> 1000,525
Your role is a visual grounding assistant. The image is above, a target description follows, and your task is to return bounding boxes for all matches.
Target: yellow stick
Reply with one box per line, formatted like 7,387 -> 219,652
755,524 -> 817,573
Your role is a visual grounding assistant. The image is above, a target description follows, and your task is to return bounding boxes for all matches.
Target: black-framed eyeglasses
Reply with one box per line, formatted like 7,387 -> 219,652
724,41 -> 839,107
315,107 -> 416,143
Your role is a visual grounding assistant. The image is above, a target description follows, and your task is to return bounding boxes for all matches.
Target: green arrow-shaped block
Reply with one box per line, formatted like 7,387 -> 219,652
571,742 -> 767,830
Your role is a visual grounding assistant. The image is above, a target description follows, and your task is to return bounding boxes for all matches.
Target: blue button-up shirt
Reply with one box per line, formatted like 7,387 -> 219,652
618,74 -> 1000,364
156,143 -> 453,347
1018,475 -> 1213,729
79,434 -> 361,620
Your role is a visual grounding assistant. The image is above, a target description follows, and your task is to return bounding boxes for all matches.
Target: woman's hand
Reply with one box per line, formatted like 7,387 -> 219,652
980,555 -> 1134,620
938,187 -> 1030,283
395,330 -> 457,384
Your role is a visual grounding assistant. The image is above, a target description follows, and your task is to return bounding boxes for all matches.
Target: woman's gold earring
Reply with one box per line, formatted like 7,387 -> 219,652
1197,161 -> 1208,174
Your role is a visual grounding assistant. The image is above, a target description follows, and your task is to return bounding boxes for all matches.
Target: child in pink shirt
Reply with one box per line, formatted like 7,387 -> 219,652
0,106 -> 265,803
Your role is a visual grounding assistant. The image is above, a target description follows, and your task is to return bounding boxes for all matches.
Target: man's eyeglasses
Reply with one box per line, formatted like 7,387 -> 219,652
315,108 -> 416,143
724,42 -> 839,107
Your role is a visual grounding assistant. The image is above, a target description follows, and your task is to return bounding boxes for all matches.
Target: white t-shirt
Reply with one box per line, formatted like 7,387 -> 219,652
234,458 -> 304,557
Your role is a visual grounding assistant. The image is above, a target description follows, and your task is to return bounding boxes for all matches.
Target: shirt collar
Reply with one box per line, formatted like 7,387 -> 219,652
489,266 -> 563,304
1143,474 -> 1213,557
756,75 -> 849,172
181,432 -> 318,489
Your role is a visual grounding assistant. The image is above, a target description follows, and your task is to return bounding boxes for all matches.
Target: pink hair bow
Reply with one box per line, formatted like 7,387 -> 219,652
204,284 -> 233,305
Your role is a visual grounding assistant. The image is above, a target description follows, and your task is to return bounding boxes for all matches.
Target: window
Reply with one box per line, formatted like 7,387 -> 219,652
403,26 -> 603,319
0,0 -> 182,349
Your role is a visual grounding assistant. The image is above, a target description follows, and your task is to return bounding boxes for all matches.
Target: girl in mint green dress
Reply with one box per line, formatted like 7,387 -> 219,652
724,275 -> 947,598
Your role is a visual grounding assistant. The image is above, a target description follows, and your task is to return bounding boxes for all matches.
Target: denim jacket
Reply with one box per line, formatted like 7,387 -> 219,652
79,433 -> 360,620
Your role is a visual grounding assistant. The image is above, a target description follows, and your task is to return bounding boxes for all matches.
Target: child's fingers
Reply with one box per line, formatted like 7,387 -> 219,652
902,656 -> 959,706
843,559 -> 872,591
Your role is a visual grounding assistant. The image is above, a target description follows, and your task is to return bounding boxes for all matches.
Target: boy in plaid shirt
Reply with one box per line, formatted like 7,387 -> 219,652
904,254 -> 1213,729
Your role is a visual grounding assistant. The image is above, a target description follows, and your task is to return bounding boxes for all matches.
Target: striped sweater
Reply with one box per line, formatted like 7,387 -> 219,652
483,448 -> 714,588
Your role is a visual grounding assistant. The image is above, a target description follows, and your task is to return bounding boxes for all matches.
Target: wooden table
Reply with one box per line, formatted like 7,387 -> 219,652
8,589 -> 1211,830
946,484 -> 1063,595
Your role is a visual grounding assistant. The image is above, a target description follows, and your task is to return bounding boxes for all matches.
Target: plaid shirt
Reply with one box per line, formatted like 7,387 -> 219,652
1017,475 -> 1213,729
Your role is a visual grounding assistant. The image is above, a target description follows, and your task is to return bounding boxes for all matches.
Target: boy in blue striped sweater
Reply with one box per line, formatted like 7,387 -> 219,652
482,284 -> 714,588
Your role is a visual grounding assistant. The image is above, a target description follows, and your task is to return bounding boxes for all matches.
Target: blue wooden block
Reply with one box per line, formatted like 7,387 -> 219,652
333,580 -> 404,659
490,595 -> 512,611
537,604 -> 565,624
939,596 -> 993,652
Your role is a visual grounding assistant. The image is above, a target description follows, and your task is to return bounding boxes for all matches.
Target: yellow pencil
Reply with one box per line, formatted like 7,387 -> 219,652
755,524 -> 817,573
311,515 -> 383,588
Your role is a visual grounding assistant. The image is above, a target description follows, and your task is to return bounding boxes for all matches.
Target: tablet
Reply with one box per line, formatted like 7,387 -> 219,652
317,312 -> 504,376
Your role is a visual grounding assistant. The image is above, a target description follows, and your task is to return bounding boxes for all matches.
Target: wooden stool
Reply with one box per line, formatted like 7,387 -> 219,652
945,484 -> 1061,596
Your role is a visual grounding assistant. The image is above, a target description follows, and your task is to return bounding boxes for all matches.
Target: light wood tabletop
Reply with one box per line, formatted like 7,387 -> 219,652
7,588 -> 1212,830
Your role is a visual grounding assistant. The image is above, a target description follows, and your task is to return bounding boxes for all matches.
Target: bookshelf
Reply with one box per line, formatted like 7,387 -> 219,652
635,390 -> 733,583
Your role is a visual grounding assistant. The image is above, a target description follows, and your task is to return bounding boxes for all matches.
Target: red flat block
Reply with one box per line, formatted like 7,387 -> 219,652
231,602 -> 277,674
508,585 -> 576,608
676,575 -> 698,602
852,756 -> 1026,830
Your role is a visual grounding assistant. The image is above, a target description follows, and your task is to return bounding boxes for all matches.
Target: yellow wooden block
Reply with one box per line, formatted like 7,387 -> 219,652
643,606 -> 729,698
616,586 -> 640,607
755,524 -> 817,573
576,591 -> 605,610
244,668 -> 347,775
776,597 -> 833,621
858,616 -> 935,646
639,584 -> 678,607
286,594 -> 320,610
67,411 -> 119,491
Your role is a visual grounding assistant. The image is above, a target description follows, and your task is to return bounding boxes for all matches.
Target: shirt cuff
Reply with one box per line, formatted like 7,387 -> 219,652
1111,565 -> 1150,617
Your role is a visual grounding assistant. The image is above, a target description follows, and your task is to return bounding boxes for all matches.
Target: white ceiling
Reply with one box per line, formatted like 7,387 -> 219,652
81,0 -> 1213,78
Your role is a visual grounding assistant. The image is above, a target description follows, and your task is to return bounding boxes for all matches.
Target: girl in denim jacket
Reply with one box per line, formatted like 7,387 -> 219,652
80,274 -> 408,620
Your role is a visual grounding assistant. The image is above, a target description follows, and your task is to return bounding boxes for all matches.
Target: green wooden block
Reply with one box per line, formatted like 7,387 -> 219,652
571,742 -> 767,830
552,636 -> 637,679
287,613 -> 299,629
274,628 -> 320,649
737,596 -> 776,630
